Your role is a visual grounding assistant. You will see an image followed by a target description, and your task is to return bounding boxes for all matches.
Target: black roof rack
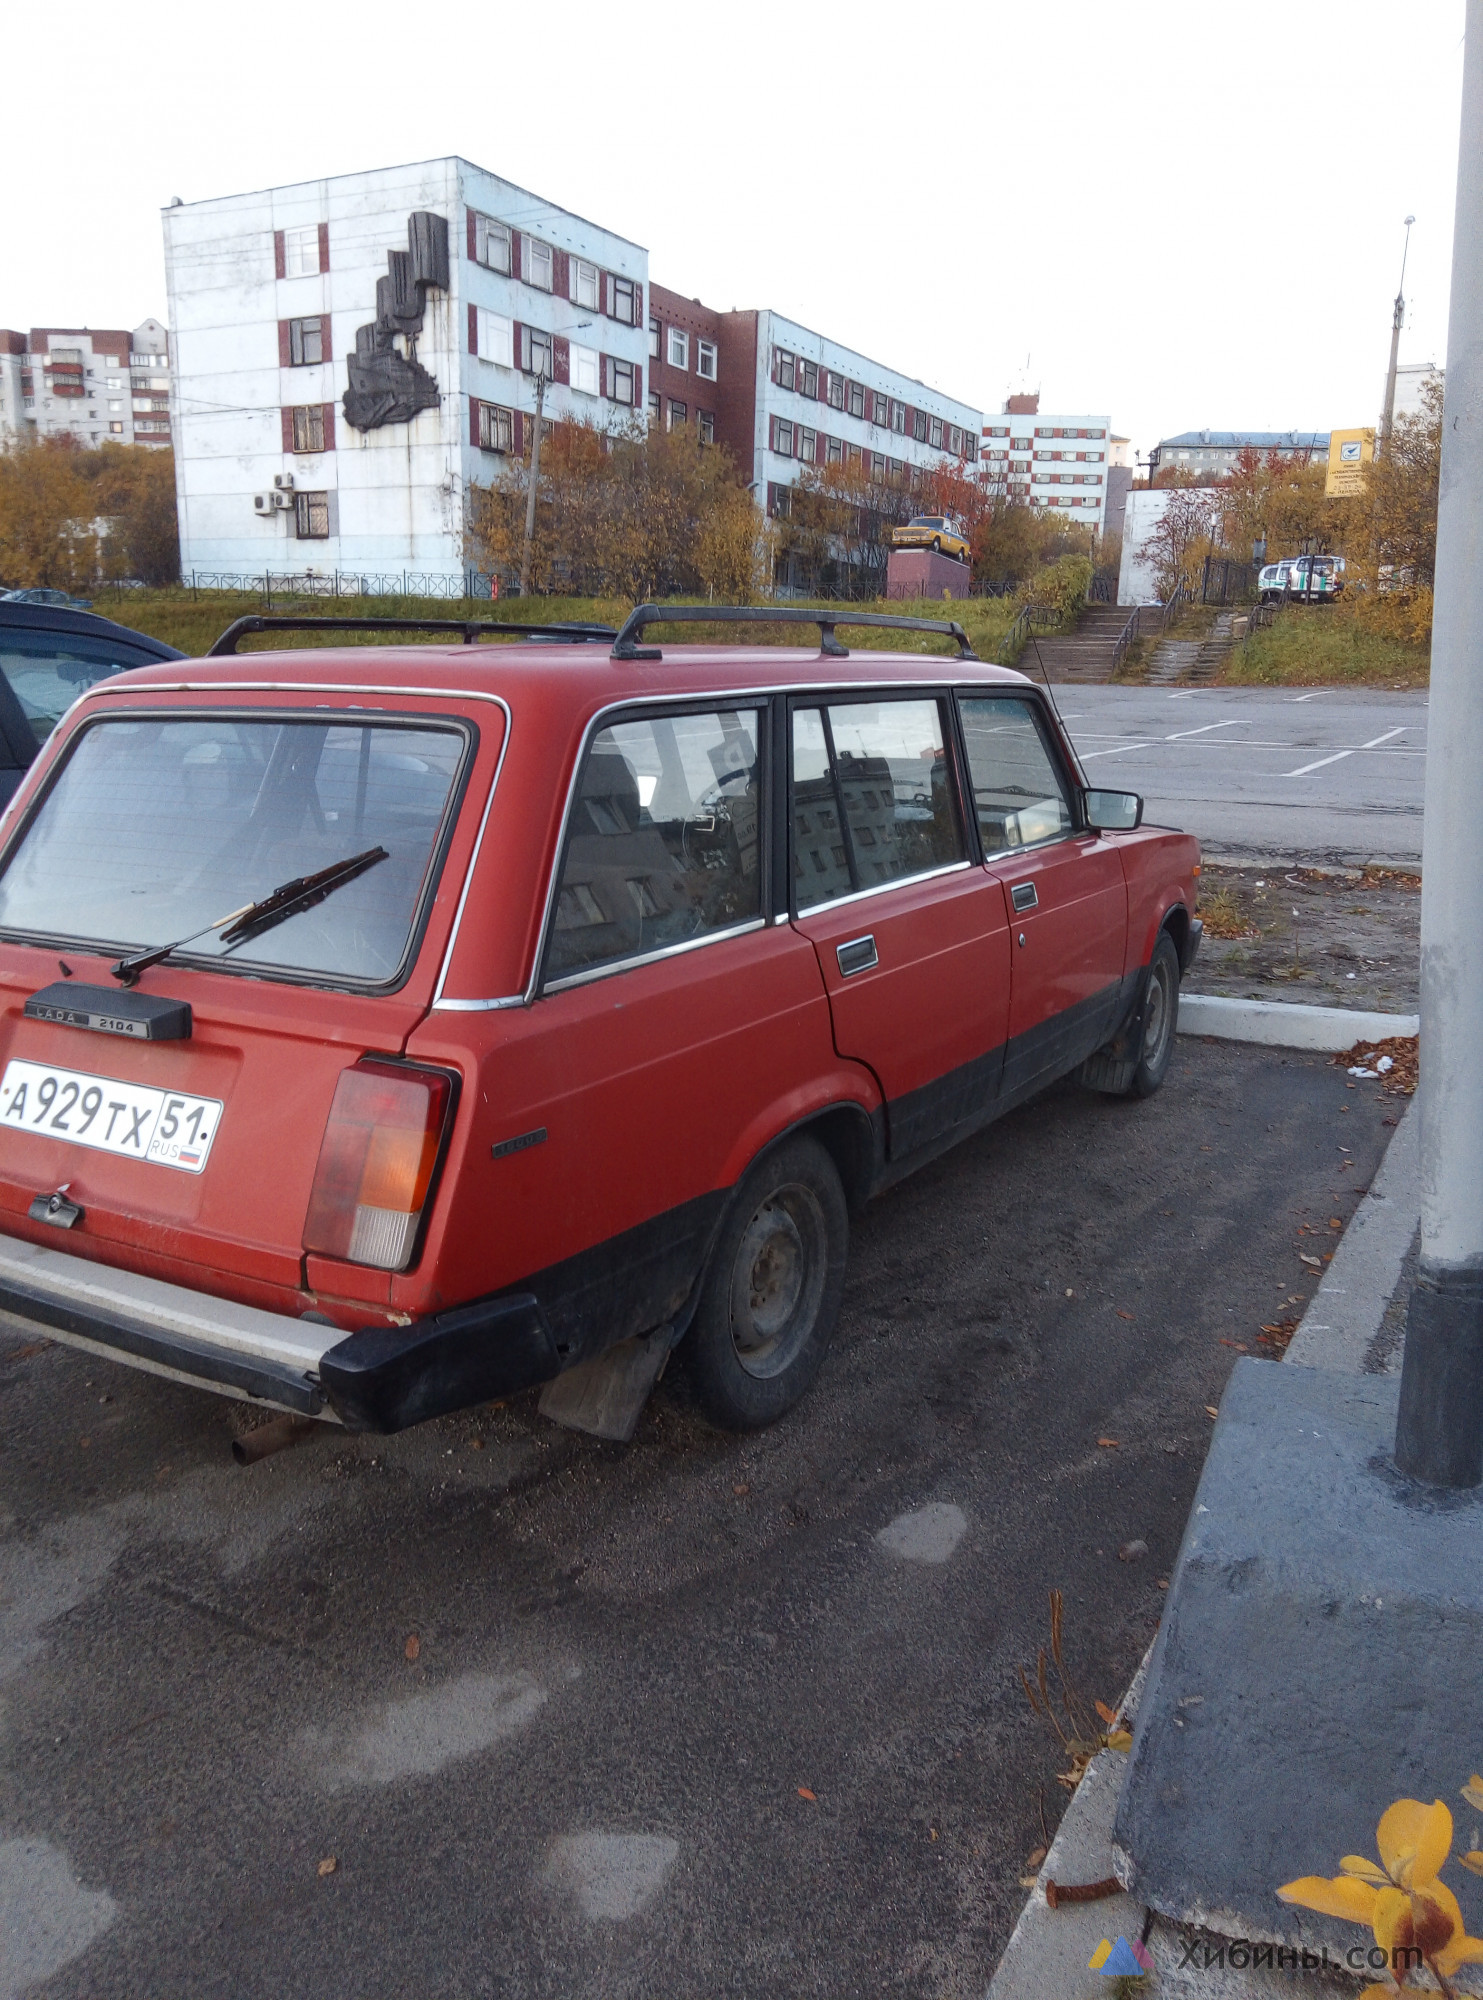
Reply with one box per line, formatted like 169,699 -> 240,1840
205,615 -> 618,657
609,602 -> 980,663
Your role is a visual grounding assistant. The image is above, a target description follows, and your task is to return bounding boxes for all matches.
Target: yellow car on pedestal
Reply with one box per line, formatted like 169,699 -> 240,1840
891,515 -> 971,563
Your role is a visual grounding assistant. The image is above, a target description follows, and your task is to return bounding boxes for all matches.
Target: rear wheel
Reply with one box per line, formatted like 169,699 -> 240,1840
686,1136 -> 848,1430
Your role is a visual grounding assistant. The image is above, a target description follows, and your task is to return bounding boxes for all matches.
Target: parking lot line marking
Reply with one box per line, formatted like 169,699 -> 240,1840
1283,750 -> 1354,777
1165,721 -> 1245,741
1079,743 -> 1155,760
1285,693 -> 1324,703
1360,727 -> 1407,748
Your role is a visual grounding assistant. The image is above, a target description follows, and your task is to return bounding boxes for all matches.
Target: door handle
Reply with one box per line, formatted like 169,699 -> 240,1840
1010,881 -> 1038,913
836,934 -> 878,977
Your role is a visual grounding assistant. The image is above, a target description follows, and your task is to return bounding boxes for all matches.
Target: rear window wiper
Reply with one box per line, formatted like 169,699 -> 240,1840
111,846 -> 389,986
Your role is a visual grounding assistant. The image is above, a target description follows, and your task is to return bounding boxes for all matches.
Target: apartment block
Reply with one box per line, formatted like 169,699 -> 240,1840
0,320 -> 170,449
1149,430 -> 1329,479
981,396 -> 1114,532
164,157 -> 648,574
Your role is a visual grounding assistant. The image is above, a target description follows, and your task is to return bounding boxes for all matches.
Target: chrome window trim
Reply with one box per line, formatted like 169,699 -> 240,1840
542,917 -> 767,995
794,858 -> 971,917
432,992 -> 525,1013
79,680 -> 515,1010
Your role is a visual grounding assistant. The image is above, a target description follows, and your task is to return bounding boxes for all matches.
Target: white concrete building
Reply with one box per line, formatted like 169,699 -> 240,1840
163,158 -> 649,580
1391,361 -> 1442,423
1116,486 -> 1222,604
980,404 -> 1114,532
0,320 -> 170,449
753,312 -> 981,515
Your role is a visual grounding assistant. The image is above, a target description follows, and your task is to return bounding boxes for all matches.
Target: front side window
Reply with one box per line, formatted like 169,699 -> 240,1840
283,224 -> 322,277
791,699 -> 963,910
667,328 -> 689,369
291,404 -> 325,452
545,709 -> 762,985
474,214 -> 512,273
525,238 -> 554,291
288,317 -> 323,366
295,490 -> 330,538
958,696 -> 1073,851
571,257 -> 600,310
0,634 -> 166,751
697,339 -> 717,381
0,716 -> 468,986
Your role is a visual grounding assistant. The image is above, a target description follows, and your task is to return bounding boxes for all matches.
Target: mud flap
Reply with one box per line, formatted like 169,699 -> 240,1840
538,1325 -> 675,1443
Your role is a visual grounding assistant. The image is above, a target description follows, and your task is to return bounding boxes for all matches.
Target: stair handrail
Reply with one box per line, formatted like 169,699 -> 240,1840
1110,605 -> 1141,676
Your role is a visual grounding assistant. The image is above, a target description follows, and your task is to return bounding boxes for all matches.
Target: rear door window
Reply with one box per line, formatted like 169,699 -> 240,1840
958,696 -> 1074,852
792,696 -> 963,910
544,708 -> 763,986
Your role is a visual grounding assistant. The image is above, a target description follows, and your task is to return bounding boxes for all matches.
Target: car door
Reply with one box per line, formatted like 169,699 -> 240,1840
787,693 -> 1011,1161
958,693 -> 1129,1107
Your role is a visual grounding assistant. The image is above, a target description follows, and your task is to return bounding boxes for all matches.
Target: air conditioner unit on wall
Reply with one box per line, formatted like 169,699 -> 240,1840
271,490 -> 295,511
253,493 -> 275,516
273,472 -> 295,491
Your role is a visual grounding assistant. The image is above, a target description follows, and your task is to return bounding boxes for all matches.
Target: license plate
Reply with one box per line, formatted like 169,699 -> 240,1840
0,1059 -> 224,1174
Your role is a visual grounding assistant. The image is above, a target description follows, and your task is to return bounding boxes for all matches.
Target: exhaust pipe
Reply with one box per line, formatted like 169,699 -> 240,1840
232,1413 -> 322,1465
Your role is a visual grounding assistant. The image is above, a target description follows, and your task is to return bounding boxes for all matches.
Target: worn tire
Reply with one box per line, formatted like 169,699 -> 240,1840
686,1136 -> 848,1430
1078,930 -> 1181,1099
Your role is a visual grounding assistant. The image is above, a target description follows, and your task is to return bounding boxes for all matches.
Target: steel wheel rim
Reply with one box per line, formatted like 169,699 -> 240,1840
1143,957 -> 1172,1069
728,1182 -> 827,1379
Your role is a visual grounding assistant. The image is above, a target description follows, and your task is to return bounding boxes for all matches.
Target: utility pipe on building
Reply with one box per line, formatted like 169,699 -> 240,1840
1379,215 -> 1416,453
1395,14 -> 1483,1487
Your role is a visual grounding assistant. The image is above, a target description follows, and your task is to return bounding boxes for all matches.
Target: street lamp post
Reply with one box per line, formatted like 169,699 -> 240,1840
1379,214 -> 1416,455
518,366 -> 548,600
1395,20 -> 1483,1486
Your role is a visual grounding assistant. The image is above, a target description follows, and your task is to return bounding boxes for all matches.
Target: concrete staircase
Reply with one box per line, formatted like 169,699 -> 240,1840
1146,610 -> 1238,686
1024,602 -> 1135,683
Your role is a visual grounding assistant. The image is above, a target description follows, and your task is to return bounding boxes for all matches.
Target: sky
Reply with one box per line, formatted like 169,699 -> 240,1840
0,0 -> 1465,460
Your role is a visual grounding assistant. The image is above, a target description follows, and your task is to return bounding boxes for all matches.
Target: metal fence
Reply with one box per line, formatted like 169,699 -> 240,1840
176,571 -> 498,605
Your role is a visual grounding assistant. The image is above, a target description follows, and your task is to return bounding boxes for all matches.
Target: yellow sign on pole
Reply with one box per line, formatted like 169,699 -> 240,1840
1326,426 -> 1375,497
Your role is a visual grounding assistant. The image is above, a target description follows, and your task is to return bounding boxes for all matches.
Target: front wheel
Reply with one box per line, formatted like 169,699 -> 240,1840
1077,930 -> 1181,1098
932,537 -> 942,553
685,1135 -> 848,1429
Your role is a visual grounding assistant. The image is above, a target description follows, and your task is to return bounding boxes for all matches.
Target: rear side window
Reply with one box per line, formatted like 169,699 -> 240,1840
0,632 -> 162,751
958,696 -> 1073,851
792,697 -> 963,911
0,715 -> 468,986
545,708 -> 763,986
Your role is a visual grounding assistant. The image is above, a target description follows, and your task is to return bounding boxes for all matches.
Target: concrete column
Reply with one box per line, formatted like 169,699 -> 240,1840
1396,0 -> 1483,1486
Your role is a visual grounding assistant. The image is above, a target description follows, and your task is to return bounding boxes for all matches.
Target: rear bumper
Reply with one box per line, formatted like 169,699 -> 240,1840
0,1233 -> 560,1432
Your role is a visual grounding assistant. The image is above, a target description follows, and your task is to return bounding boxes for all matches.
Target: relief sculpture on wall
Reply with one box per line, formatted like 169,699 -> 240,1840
342,210 -> 449,432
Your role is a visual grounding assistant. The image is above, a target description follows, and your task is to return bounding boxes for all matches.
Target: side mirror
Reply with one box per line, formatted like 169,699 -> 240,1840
1084,788 -> 1142,832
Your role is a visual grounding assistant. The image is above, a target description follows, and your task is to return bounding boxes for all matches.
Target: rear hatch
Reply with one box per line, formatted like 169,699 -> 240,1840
0,686 -> 498,1310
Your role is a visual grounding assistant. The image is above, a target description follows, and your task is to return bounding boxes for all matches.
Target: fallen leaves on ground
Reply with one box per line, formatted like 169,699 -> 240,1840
317,1856 -> 337,1877
1334,1036 -> 1418,1095
1259,1317 -> 1301,1356
1299,1252 -> 1323,1270
404,1634 -> 421,1662
1096,1437 -> 1120,1448
1205,1405 -> 1220,1419
1115,1309 -> 1135,1321
1118,1540 -> 1148,1563
797,1787 -> 817,1801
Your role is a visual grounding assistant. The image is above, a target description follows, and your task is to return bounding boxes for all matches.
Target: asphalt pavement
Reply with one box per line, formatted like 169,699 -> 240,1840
0,1045 -> 1399,1999
1048,686 -> 1427,865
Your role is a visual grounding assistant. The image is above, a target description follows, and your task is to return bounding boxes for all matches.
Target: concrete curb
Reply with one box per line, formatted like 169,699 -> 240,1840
1285,1100 -> 1419,1372
1178,994 -> 1418,1051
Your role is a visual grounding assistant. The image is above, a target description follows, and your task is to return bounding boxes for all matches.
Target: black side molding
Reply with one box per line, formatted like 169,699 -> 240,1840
319,1292 -> 560,1433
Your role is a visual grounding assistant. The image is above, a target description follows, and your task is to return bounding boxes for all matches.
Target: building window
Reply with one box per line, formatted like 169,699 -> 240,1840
696,339 -> 717,382
912,409 -> 928,443
291,404 -> 325,452
667,328 -> 689,369
295,490 -> 330,539
607,357 -> 636,405
282,224 -> 322,277
775,349 -> 795,392
648,315 -> 660,359
698,410 -> 715,445
870,451 -> 887,477
571,258 -> 600,311
525,238 -> 554,291
889,399 -> 905,434
825,435 -> 842,465
986,426 -> 1009,438
474,215 -> 512,274
827,372 -> 844,411
288,317 -> 324,366
109,421 -> 124,434
571,343 -> 600,395
929,416 -> 944,449
847,380 -> 864,420
799,427 -> 817,463
476,308 -> 514,368
949,425 -> 963,454
520,325 -> 554,377
1035,427 -> 1051,438
108,399 -> 124,414
477,401 -> 513,452
800,359 -> 819,398
647,390 -> 660,422
610,276 -> 637,325
871,391 -> 888,426
667,398 -> 687,430
775,418 -> 794,456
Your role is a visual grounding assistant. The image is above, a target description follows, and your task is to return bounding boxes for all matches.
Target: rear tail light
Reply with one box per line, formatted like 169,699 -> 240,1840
304,1060 -> 454,1272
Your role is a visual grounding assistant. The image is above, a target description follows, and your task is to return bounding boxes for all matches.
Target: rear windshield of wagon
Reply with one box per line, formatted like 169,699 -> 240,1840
0,711 -> 472,988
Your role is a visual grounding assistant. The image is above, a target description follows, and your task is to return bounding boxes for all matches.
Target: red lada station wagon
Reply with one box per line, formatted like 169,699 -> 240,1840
0,607 -> 1200,1438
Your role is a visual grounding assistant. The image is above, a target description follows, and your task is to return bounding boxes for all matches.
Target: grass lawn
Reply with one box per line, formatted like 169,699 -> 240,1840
95,587 -> 1027,664
1221,605 -> 1429,689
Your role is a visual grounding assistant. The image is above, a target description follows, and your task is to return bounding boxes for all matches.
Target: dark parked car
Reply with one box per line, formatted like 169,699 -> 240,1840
0,599 -> 184,807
